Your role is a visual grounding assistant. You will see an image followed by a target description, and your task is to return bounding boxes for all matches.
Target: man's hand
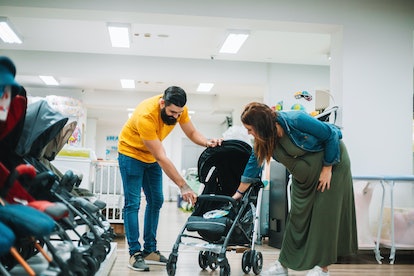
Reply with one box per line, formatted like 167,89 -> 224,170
180,183 -> 197,205
206,138 -> 224,148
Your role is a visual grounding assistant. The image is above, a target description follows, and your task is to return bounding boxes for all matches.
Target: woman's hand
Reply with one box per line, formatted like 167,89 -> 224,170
232,182 -> 250,200
317,165 -> 332,192
232,191 -> 243,201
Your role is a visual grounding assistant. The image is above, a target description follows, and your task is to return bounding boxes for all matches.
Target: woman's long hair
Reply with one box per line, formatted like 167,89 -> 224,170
241,102 -> 278,165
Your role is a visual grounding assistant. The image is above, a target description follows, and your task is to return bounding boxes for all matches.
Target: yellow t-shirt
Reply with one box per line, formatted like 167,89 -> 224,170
118,94 -> 190,163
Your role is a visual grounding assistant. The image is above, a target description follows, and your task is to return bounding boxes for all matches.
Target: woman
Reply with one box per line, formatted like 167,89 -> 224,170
232,102 -> 357,276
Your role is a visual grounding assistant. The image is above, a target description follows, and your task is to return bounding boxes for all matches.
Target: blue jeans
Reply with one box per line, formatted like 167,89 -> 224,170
118,153 -> 164,256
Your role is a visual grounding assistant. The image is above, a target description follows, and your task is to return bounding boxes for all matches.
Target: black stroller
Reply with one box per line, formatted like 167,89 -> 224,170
10,100 -> 114,272
167,139 -> 264,276
0,90 -> 103,275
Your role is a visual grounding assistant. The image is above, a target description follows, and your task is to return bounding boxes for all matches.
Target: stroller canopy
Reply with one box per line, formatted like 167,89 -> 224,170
197,139 -> 252,196
42,120 -> 77,161
15,100 -> 68,158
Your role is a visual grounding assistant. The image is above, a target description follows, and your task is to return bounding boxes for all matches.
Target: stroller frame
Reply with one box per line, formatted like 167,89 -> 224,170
166,139 -> 264,276
1,98 -> 113,275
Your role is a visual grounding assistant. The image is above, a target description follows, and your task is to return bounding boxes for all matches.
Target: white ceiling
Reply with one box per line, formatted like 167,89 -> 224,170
0,1 -> 334,126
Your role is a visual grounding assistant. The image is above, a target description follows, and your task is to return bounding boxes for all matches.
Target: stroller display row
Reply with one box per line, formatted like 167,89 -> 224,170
167,139 -> 264,276
1,88 -> 116,276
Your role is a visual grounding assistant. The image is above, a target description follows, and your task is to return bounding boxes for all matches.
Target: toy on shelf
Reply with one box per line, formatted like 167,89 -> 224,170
274,100 -> 283,111
294,90 -> 312,101
291,103 -> 306,111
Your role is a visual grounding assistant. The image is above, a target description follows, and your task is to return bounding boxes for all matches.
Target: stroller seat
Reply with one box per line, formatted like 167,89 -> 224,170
186,196 -> 236,243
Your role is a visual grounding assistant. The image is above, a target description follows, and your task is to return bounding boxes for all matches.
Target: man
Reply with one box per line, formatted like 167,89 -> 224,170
118,86 -> 222,272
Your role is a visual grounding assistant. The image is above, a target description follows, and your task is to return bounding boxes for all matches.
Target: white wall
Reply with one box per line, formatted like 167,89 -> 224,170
85,117 -> 97,153
94,124 -> 120,160
22,1 -> 414,208
265,64 -> 330,111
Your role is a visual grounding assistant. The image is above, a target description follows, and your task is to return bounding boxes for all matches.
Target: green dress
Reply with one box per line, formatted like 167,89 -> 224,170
275,134 -> 358,270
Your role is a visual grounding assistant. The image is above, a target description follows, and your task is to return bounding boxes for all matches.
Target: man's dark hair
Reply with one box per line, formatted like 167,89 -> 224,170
163,86 -> 187,107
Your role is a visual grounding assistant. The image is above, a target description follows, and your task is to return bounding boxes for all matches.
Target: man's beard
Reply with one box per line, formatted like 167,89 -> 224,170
161,107 -> 177,125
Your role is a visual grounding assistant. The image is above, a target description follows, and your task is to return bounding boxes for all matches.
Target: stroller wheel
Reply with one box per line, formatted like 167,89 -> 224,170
166,262 -> 176,276
252,251 -> 263,275
68,263 -> 87,276
166,253 -> 177,276
241,250 -> 251,273
67,249 -> 87,276
90,242 -> 107,264
83,255 -> 99,275
207,252 -> 218,271
198,251 -> 208,269
101,239 -> 111,254
219,262 -> 231,276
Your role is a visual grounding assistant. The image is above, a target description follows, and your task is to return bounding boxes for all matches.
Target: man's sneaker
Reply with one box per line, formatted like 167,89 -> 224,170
128,252 -> 150,271
261,260 -> 288,275
143,250 -> 168,265
306,266 -> 330,276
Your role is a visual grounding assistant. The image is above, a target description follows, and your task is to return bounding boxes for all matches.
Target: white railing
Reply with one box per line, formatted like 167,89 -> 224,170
352,175 -> 414,264
91,160 -> 124,223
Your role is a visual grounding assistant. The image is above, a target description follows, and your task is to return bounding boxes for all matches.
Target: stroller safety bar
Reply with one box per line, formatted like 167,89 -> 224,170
197,194 -> 237,206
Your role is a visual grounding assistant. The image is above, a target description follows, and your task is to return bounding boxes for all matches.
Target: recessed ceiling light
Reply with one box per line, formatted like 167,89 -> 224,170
121,79 -> 135,89
0,17 -> 23,44
197,83 -> 214,92
107,23 -> 131,48
219,30 -> 249,54
39,75 -> 59,86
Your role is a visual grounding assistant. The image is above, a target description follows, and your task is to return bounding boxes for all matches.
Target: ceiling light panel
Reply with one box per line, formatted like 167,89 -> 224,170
121,79 -> 135,88
107,23 -> 131,48
197,83 -> 214,92
0,17 -> 23,44
219,30 -> 250,54
39,75 -> 59,86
